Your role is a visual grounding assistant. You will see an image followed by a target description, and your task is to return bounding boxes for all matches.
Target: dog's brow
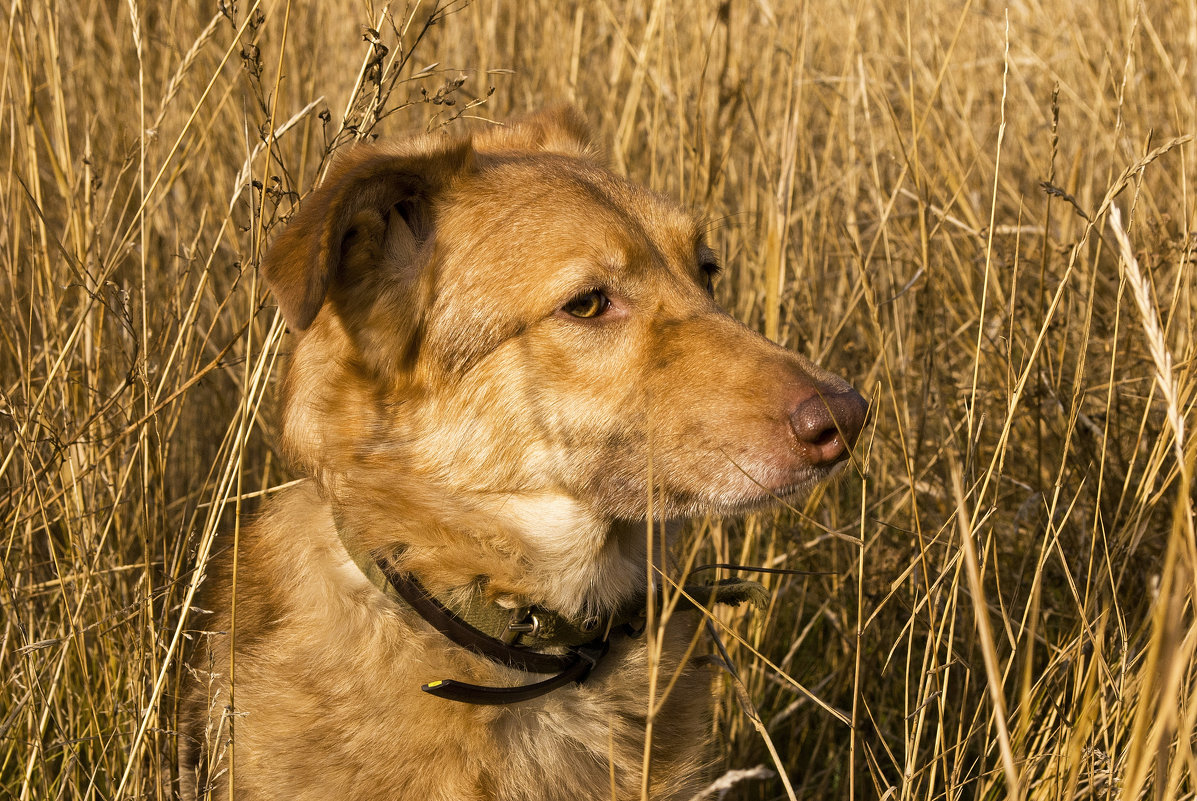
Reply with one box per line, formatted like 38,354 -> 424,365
567,258 -> 638,293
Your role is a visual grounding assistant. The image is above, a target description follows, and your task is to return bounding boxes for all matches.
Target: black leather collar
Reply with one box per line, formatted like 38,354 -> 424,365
374,554 -> 610,704
335,511 -> 769,705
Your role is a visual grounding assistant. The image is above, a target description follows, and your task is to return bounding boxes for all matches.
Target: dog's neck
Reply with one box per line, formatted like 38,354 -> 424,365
328,479 -> 648,619
492,493 -> 648,614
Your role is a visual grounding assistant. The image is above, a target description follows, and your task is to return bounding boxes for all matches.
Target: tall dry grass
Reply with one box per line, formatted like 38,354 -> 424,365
2,0 -> 1195,798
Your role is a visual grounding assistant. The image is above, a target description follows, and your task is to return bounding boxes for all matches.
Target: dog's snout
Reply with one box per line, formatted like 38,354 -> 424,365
790,389 -> 869,466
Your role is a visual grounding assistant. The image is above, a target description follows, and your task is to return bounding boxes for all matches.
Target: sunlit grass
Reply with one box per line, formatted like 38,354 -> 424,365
2,1 -> 1195,798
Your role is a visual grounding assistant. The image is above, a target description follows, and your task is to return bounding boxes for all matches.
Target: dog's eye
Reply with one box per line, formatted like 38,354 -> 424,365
562,290 -> 610,319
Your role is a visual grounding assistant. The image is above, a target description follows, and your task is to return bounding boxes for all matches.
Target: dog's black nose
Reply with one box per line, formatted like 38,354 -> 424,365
790,389 -> 869,466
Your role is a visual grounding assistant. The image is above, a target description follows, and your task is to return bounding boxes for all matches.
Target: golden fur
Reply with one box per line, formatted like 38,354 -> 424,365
181,107 -> 866,800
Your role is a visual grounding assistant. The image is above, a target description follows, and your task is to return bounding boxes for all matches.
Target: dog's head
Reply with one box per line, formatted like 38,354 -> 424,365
262,107 -> 867,609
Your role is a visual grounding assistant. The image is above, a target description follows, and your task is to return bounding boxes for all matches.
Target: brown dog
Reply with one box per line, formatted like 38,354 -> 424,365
181,107 -> 867,800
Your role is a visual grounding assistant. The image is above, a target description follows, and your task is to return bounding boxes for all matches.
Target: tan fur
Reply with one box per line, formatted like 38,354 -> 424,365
181,106 -> 865,800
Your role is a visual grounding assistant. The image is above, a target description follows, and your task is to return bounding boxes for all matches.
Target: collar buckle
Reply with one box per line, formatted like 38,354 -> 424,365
501,607 -> 542,644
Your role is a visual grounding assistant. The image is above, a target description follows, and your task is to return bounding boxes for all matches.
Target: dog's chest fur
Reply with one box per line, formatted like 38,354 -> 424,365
184,483 -> 710,801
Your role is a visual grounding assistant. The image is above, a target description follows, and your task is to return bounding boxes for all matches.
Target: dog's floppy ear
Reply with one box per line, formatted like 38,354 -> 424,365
474,104 -> 596,159
262,138 -> 474,331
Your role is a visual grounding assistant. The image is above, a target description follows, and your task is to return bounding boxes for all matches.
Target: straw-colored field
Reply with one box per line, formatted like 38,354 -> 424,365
3,0 -> 1195,798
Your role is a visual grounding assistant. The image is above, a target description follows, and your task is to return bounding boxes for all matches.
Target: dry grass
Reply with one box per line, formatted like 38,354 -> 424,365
3,0 -> 1196,798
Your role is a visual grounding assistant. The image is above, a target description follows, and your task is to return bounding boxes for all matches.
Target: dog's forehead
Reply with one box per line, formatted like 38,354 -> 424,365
454,156 -> 701,264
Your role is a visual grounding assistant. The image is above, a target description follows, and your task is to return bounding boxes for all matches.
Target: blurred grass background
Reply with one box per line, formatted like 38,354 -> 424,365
2,0 -> 1195,798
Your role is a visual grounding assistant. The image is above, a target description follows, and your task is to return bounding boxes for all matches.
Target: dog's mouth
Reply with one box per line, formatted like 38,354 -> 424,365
678,457 -> 854,518
776,458 -> 854,498
765,462 -> 852,502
